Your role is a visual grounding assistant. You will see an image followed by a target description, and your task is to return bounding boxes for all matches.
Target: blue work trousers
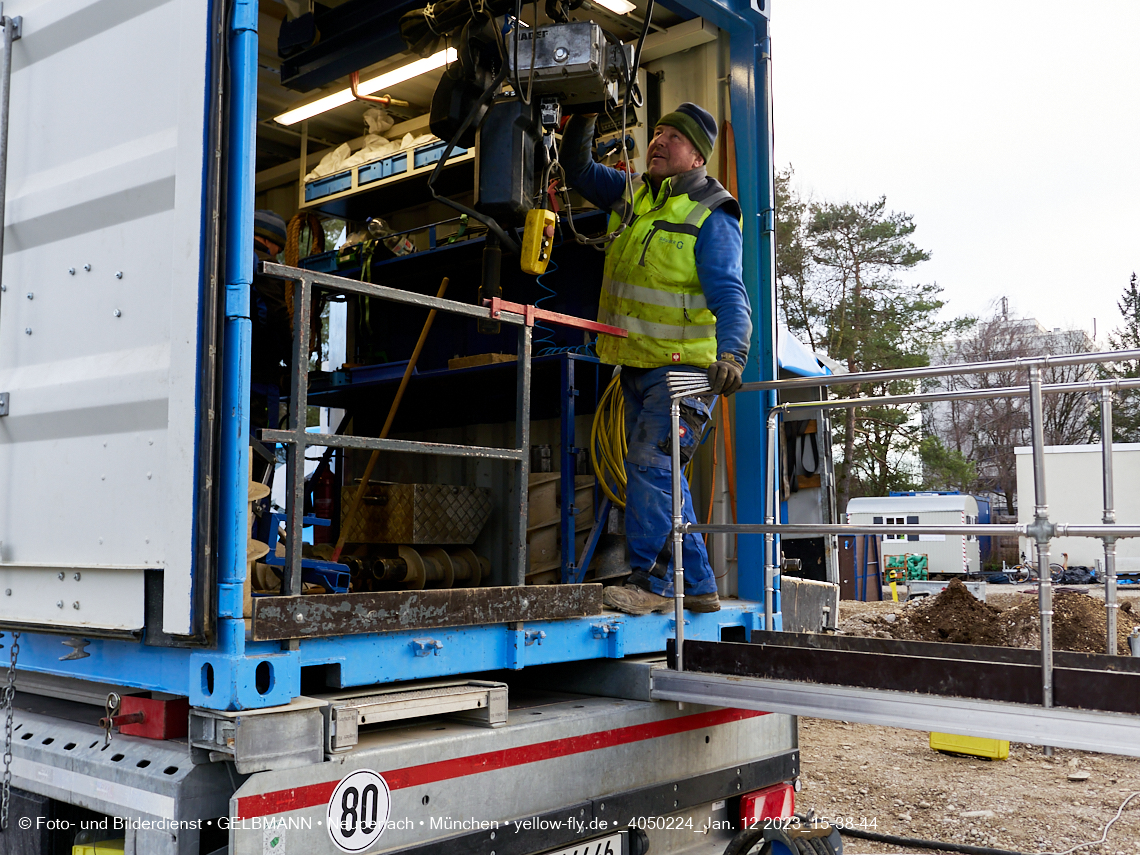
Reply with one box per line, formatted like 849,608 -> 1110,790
621,366 -> 718,597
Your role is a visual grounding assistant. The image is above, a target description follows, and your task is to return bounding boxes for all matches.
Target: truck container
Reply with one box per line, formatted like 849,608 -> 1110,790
0,1 -> 803,853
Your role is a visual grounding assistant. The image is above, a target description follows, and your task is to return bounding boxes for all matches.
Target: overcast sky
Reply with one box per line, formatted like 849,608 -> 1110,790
770,1 -> 1139,344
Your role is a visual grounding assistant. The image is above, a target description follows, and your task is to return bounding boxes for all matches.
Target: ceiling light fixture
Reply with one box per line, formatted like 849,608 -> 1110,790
274,48 -> 457,126
593,0 -> 637,14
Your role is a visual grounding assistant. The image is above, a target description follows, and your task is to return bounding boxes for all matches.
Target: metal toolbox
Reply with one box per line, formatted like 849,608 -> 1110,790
340,482 -> 493,545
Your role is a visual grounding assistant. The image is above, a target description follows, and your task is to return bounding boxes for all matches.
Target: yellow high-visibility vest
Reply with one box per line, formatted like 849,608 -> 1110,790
596,168 -> 739,368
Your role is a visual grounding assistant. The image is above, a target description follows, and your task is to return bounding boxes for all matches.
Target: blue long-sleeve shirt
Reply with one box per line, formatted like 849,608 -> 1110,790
561,116 -> 752,367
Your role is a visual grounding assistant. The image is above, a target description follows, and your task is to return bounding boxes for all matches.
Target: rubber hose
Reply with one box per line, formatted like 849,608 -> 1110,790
840,826 -> 1028,855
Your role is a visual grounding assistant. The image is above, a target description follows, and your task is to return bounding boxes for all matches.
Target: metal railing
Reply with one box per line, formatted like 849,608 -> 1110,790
666,348 -> 1140,711
257,262 -> 537,594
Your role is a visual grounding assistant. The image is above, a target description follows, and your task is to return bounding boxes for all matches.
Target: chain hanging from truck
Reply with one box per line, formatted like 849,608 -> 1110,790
1,631 -> 19,832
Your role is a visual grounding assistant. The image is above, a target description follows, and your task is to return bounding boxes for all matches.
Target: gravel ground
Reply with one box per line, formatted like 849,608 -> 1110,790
794,591 -> 1140,854
798,717 -> 1140,855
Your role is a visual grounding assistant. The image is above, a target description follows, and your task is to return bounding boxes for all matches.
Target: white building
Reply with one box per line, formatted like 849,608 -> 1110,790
1015,444 -> 1140,572
846,495 -> 981,576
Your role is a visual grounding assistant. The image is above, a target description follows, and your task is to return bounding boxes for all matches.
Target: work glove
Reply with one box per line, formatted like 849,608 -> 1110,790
707,353 -> 744,396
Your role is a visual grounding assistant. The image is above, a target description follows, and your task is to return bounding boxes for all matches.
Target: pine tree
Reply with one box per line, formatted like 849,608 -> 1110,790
1101,273 -> 1140,441
775,190 -> 970,508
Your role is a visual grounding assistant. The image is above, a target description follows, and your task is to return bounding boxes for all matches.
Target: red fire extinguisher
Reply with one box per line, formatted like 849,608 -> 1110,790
312,463 -> 335,544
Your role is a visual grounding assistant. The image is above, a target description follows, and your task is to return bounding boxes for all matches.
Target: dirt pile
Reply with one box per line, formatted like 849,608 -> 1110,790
1004,591 -> 1139,653
893,578 -> 1008,646
847,578 -> 1140,654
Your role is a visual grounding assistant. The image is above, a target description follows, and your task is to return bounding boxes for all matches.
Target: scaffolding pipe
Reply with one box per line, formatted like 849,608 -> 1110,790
764,377 -> 1140,414
1027,367 -> 1054,720
1100,388 -> 1118,655
741,348 -> 1140,393
764,408 -> 779,631
670,399 -> 685,669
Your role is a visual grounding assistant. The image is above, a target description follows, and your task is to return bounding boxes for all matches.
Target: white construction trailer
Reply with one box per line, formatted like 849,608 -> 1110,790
846,495 -> 981,576
1016,443 -> 1140,572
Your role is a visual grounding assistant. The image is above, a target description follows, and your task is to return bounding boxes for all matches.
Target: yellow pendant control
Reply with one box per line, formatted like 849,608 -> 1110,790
520,209 -> 557,275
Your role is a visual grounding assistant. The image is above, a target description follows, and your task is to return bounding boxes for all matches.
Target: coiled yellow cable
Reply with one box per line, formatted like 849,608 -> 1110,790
590,375 -> 695,511
591,375 -> 628,508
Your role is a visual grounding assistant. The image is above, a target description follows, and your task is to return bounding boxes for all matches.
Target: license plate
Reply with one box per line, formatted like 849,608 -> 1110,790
542,832 -> 625,855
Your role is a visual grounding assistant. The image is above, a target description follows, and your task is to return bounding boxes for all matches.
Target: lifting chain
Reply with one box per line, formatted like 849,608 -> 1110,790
2,631 -> 20,832
102,692 -> 120,749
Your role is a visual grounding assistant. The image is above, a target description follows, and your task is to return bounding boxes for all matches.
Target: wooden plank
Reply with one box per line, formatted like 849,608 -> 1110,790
250,584 -> 603,641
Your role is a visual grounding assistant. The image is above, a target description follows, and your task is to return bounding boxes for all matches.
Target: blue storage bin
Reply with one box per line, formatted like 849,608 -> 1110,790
358,152 -> 409,186
414,141 -> 466,169
305,170 -> 352,202
299,249 -> 339,272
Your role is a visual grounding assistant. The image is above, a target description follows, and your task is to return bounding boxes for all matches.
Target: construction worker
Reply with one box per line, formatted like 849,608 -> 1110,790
251,209 -> 293,391
562,103 -> 751,615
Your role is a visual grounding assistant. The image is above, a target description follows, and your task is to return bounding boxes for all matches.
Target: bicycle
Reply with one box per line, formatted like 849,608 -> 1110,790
1004,553 -> 1065,583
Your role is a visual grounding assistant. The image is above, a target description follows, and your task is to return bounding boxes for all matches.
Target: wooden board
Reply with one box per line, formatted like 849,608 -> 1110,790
250,584 -> 603,640
447,353 -> 516,370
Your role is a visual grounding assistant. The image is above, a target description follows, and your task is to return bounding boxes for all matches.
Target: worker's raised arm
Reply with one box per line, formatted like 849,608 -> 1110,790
560,114 -> 630,211
695,208 -> 752,375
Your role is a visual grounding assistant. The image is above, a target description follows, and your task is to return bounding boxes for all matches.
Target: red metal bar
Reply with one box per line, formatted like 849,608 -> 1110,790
485,297 -> 627,338
99,712 -> 145,730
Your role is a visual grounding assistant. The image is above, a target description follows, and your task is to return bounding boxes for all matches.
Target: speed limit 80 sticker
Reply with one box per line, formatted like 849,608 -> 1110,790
327,769 -> 392,853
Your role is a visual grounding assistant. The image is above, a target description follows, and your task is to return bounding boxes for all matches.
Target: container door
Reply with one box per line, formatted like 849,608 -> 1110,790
0,0 -> 217,635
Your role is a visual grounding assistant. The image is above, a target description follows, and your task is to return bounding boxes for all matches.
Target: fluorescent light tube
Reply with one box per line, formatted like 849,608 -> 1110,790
594,0 -> 637,14
274,48 -> 457,126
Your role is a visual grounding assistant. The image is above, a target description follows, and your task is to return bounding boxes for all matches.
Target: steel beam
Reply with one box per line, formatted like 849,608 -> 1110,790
651,670 -> 1140,758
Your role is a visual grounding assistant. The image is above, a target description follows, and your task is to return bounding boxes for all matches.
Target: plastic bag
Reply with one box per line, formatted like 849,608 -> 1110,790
363,107 -> 394,136
305,142 -> 350,181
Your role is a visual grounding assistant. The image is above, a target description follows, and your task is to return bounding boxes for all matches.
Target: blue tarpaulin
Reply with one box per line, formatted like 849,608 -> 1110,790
777,326 -> 831,378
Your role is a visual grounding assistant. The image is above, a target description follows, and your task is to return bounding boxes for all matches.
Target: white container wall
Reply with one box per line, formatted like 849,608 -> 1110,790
1016,444 -> 1140,571
0,0 -> 214,634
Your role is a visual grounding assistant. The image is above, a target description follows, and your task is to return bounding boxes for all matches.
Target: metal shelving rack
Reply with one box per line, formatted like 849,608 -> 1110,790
258,260 -> 536,592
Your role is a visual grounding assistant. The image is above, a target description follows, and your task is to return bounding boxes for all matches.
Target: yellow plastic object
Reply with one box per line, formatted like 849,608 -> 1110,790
929,732 -> 1010,760
73,841 -> 126,855
520,208 -> 556,275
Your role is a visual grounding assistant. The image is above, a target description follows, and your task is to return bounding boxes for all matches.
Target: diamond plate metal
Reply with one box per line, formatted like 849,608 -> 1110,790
340,483 -> 493,544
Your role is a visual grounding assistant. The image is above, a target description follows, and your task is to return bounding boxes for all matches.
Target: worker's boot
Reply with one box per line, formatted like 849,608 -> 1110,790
684,591 -> 721,613
602,584 -> 671,616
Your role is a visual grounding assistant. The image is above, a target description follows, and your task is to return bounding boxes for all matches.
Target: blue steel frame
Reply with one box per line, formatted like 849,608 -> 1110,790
8,0 -> 776,711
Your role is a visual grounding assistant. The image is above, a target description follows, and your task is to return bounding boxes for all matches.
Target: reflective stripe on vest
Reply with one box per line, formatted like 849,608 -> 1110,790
596,174 -> 724,368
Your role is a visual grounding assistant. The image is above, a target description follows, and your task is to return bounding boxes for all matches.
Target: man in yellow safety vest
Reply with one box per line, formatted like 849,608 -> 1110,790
562,102 -> 751,615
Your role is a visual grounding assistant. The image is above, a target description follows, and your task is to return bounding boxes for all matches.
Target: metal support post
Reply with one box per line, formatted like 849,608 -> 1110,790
284,274 -> 312,597
1027,366 -> 1054,722
723,9 -> 776,605
510,324 -> 533,586
671,399 -> 685,670
217,0 -> 259,658
560,356 -> 577,582
1100,387 -> 1118,655
0,5 -> 21,309
764,408 -> 780,631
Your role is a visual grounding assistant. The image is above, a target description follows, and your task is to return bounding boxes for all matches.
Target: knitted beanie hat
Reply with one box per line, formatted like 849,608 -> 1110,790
254,209 -> 288,247
656,102 -> 717,161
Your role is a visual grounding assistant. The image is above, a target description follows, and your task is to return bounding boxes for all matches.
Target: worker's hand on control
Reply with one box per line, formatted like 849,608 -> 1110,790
707,354 -> 744,396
